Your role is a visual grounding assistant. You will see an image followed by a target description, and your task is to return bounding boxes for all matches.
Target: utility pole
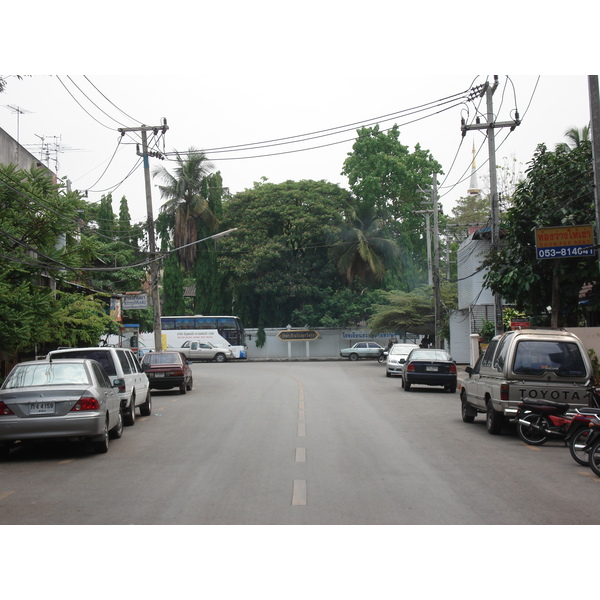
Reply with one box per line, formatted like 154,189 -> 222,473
588,76 -> 600,278
432,173 -> 441,348
118,120 -> 168,352
416,174 -> 441,347
462,76 -> 520,336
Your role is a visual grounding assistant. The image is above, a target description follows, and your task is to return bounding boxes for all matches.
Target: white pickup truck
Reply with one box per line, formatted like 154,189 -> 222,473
177,341 -> 235,363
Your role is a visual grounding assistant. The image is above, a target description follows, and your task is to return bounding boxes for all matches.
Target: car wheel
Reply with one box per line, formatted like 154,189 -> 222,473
0,444 -> 12,460
486,400 -> 503,435
461,392 -> 475,423
386,371 -> 391,377
214,353 -> 226,363
92,418 -> 110,454
448,383 -> 457,394
140,391 -> 152,417
109,408 -> 124,439
180,383 -> 187,395
124,396 -> 136,426
402,378 -> 411,391
349,353 -> 359,361
187,376 -> 193,391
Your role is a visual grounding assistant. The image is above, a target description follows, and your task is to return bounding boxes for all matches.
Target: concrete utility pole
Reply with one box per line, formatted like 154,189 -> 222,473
416,174 -> 441,347
462,76 -> 521,336
588,76 -> 600,278
118,120 -> 168,352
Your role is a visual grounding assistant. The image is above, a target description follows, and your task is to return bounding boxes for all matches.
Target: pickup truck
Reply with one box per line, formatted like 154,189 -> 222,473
177,341 -> 235,363
460,329 -> 592,434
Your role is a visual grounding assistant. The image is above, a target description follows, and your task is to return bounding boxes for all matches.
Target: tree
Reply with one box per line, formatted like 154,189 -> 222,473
219,179 -> 350,326
558,125 -> 590,150
0,163 -> 121,359
341,124 -> 443,290
331,197 -> 399,285
153,148 -> 219,270
483,141 -> 596,326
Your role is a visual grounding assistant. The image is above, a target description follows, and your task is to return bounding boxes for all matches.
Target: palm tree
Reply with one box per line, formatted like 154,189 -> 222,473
332,199 -> 400,285
557,125 -> 590,151
153,148 -> 219,270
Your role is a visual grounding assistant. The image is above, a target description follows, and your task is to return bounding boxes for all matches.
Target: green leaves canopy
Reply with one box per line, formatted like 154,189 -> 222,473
484,141 -> 596,325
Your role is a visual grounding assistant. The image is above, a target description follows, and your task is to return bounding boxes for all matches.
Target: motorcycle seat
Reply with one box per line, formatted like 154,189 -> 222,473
576,407 -> 600,415
520,398 -> 570,412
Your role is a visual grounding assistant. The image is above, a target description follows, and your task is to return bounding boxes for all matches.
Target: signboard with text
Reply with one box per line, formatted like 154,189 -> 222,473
277,330 -> 320,341
535,224 -> 595,259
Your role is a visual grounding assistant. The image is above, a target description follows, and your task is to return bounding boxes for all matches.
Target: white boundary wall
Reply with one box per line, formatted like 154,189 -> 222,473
244,328 -> 420,360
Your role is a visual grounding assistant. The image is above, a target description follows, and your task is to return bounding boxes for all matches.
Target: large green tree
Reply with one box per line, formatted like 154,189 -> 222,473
341,124 -> 443,290
219,179 -> 351,326
0,164 -> 119,359
484,141 -> 596,326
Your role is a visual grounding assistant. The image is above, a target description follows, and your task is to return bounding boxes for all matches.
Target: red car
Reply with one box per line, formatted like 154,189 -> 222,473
140,351 -> 193,394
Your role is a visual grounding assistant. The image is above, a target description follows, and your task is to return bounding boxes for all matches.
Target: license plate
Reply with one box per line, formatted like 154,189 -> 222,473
426,366 -> 438,372
154,372 -> 165,377
30,402 -> 55,415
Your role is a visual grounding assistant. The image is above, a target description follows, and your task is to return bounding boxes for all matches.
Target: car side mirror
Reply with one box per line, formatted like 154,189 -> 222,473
465,366 -> 473,377
113,378 -> 125,388
400,358 -> 406,364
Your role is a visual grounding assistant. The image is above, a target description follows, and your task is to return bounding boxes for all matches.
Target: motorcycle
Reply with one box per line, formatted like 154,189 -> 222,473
572,418 -> 600,476
512,387 -> 600,447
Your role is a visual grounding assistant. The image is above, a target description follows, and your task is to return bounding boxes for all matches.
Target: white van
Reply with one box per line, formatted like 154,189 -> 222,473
47,347 -> 151,426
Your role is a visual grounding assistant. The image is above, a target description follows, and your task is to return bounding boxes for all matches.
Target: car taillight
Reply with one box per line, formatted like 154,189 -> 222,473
406,364 -> 415,372
71,396 -> 100,411
450,364 -> 457,374
0,401 -> 14,416
172,369 -> 184,376
500,384 -> 510,401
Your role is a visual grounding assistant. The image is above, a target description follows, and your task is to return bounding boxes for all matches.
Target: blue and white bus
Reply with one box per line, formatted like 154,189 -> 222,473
138,315 -> 247,358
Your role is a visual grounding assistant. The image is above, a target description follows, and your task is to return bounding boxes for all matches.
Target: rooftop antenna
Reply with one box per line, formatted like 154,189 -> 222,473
2,104 -> 33,143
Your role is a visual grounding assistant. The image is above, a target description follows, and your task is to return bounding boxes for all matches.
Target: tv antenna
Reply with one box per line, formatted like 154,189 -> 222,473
2,104 -> 33,143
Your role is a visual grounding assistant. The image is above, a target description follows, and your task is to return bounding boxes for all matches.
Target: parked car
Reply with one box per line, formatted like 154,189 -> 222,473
459,329 -> 592,434
140,351 -> 193,394
0,358 -> 123,457
47,347 -> 151,426
385,343 -> 420,377
178,341 -> 235,363
401,348 -> 458,393
340,342 -> 385,361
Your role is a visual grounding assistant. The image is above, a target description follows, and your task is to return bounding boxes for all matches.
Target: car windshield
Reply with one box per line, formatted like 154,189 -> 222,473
513,340 -> 586,377
409,350 -> 451,361
143,353 -> 182,366
390,345 -> 417,355
3,363 -> 90,388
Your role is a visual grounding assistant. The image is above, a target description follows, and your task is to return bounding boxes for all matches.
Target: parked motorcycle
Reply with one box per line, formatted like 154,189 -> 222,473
566,409 -> 600,465
513,388 -> 600,447
571,418 -> 600,475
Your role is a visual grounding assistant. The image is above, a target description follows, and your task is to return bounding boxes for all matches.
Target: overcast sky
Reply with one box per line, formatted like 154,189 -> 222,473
1,74 -> 593,222
2,3 -> 598,228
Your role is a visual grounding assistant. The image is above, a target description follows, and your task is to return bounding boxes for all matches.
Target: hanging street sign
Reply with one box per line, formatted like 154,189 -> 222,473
535,224 -> 595,259
277,329 -> 320,341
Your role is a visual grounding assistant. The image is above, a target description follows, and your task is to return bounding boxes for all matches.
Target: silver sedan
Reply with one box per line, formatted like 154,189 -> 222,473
0,358 -> 123,458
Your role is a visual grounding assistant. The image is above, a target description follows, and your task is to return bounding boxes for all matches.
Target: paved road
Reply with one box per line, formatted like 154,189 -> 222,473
0,360 -> 598,524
